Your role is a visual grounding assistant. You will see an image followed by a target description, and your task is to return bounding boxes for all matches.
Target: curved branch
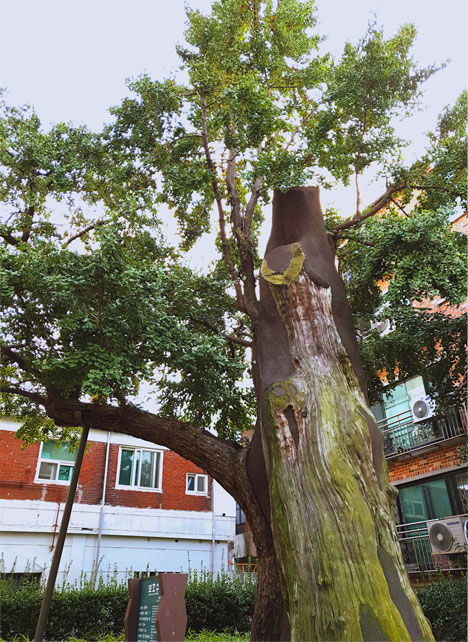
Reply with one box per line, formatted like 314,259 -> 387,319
333,182 -> 403,233
44,397 -> 242,498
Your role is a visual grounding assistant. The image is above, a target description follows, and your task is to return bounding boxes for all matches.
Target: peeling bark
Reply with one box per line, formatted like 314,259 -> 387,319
255,187 -> 434,641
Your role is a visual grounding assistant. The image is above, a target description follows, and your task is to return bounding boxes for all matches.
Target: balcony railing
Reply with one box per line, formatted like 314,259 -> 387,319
396,518 -> 468,574
378,407 -> 467,459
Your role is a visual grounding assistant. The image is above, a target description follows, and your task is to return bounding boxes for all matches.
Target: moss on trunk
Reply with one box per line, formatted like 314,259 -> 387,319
259,257 -> 434,641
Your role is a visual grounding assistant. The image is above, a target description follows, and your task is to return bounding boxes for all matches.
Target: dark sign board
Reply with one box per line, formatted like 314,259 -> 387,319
137,577 -> 161,641
124,573 -> 188,642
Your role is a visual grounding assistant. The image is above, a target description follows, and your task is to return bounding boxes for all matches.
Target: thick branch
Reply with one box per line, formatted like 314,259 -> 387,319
333,182 -> 403,233
45,397 -> 242,498
0,386 -> 47,405
20,206 -> 35,243
0,231 -> 20,246
226,146 -> 259,321
1,345 -> 34,372
244,175 -> 263,236
199,90 -> 245,313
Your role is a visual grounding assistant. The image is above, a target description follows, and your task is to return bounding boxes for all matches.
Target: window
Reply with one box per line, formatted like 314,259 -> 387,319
117,447 -> 162,491
398,474 -> 459,524
37,440 -> 76,483
186,473 -> 208,495
236,504 -> 246,534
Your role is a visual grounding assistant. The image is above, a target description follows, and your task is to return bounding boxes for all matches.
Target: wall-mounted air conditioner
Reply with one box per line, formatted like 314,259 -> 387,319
427,516 -> 468,555
411,396 -> 434,422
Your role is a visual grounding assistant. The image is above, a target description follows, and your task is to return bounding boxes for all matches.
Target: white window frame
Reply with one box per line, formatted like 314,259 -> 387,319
186,473 -> 208,496
35,440 -> 76,485
115,446 -> 163,492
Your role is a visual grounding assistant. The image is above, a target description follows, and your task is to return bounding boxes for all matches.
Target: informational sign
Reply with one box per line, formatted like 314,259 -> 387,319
136,577 -> 161,642
124,573 -> 188,642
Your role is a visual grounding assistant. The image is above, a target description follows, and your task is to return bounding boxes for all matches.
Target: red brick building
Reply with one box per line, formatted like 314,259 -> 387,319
370,212 -> 468,574
0,419 -> 235,585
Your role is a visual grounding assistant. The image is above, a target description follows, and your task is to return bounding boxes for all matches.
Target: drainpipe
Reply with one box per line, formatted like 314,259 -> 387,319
210,479 -> 216,575
94,431 -> 111,579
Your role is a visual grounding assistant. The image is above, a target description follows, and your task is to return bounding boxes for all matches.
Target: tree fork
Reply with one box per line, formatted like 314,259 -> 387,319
255,187 -> 434,641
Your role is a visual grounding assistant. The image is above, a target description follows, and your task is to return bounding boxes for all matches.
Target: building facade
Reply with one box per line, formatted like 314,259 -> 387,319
0,418 -> 235,585
371,212 -> 468,574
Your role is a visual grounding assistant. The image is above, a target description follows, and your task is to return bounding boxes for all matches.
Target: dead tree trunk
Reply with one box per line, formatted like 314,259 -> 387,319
254,187 -> 434,641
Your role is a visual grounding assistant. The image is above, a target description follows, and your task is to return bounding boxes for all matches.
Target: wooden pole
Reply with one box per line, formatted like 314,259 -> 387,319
34,424 -> 89,642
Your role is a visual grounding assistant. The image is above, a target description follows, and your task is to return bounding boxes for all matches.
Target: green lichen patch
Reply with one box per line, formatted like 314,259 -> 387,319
261,242 -> 305,285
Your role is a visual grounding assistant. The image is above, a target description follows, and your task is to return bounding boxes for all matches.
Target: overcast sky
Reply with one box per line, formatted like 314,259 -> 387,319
0,0 -> 466,260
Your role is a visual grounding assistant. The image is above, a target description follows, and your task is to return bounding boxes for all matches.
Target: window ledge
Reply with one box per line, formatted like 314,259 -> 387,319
115,484 -> 162,493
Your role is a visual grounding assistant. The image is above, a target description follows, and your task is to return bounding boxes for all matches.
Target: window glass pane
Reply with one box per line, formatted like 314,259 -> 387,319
140,451 -> 155,488
58,465 -> 73,481
425,479 -> 452,518
119,449 -> 134,486
455,472 -> 468,513
196,476 -> 206,493
134,450 -> 141,486
187,475 -> 195,491
42,440 -> 76,462
370,402 -> 384,423
38,462 -> 57,480
383,382 -> 411,419
399,485 -> 428,523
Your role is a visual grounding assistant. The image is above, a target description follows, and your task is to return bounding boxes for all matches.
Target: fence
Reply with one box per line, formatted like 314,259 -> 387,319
379,407 -> 467,459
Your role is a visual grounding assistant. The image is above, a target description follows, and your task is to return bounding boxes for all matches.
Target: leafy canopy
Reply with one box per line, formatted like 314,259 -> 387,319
0,0 -> 466,441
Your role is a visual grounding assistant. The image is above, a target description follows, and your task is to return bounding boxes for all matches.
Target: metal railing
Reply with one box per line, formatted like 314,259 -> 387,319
396,520 -> 434,573
378,407 -> 467,459
396,517 -> 468,574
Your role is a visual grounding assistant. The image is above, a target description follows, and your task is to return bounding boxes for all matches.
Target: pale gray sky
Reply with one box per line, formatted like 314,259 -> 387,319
0,0 -> 466,260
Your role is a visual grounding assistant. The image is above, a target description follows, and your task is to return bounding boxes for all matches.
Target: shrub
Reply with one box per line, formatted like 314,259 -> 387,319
416,573 -> 467,642
0,575 -> 128,641
185,569 -> 256,633
0,569 -> 256,641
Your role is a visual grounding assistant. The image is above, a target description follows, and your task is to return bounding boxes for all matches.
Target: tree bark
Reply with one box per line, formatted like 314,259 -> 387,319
44,396 -> 285,641
254,187 -> 434,641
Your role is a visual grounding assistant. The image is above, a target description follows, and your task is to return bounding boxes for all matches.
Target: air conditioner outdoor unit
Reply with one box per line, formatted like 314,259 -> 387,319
370,318 -> 394,336
427,516 -> 468,555
411,396 -> 434,422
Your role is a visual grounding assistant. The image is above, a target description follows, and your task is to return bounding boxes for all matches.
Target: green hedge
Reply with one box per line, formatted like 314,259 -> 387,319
416,573 -> 467,642
1,571 -> 465,642
0,571 -> 256,641
0,577 -> 128,641
185,570 -> 256,633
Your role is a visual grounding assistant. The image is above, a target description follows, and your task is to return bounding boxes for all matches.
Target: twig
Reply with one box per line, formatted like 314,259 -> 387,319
390,197 -> 409,217
189,316 -> 252,347
63,219 -> 109,247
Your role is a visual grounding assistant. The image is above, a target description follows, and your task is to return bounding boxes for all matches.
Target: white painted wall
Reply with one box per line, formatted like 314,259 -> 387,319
0,499 -> 235,584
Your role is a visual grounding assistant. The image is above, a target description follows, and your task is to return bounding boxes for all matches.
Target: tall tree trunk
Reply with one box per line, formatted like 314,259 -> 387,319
254,187 -> 434,641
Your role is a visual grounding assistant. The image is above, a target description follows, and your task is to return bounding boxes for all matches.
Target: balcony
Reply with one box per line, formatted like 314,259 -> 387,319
396,518 -> 467,575
378,407 -> 467,460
